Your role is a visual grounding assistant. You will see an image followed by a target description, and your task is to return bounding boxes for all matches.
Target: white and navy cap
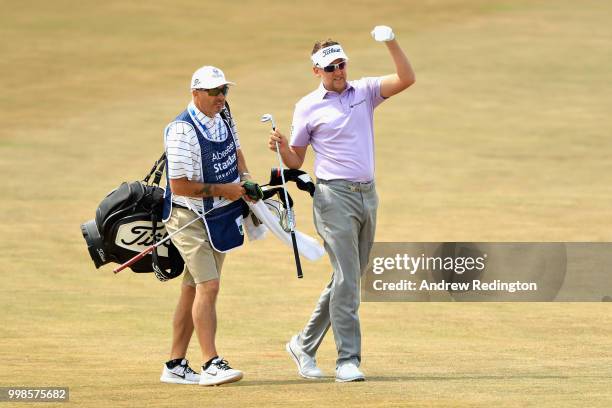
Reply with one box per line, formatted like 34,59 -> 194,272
190,66 -> 236,89
311,45 -> 349,68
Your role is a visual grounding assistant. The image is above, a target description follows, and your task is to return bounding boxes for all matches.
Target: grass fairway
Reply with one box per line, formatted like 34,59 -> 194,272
1,1 -> 611,406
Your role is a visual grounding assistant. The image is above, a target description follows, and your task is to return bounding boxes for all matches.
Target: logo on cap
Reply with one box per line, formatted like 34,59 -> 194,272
212,68 -> 222,78
193,78 -> 200,86
322,47 -> 341,57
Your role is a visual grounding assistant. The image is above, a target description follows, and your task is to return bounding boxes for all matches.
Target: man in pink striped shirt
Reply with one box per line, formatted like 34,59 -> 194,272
269,25 -> 415,382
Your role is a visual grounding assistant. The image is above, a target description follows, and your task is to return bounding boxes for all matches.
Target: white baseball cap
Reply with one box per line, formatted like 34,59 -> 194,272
190,66 -> 236,89
311,45 -> 349,68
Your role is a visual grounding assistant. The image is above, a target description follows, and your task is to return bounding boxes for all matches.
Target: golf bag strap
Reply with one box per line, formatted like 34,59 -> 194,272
150,208 -> 177,281
151,157 -> 166,187
221,101 -> 231,119
144,152 -> 166,186
145,153 -> 178,281
150,211 -> 165,281
150,210 -> 163,280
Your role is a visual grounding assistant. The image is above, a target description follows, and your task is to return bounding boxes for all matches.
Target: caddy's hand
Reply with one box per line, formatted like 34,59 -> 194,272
242,180 -> 264,202
219,183 -> 246,201
268,129 -> 288,153
371,25 -> 395,42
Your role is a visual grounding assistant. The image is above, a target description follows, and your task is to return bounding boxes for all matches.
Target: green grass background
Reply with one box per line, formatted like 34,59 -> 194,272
1,1 -> 611,406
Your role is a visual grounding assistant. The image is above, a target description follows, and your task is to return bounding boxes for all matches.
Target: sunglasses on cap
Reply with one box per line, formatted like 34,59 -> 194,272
195,85 -> 229,96
322,60 -> 347,73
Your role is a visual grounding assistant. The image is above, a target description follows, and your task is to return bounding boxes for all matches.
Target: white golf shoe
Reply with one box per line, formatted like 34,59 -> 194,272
286,335 -> 324,379
160,359 -> 200,384
335,362 -> 365,382
199,357 -> 243,386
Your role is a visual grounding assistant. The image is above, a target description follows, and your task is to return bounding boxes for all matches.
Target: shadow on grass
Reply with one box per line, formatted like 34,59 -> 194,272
366,374 -> 574,382
235,378 -> 332,387
234,374 -> 587,387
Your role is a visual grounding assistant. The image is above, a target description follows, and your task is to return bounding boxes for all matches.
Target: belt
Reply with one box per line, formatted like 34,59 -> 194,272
317,178 -> 375,192
173,202 -> 189,210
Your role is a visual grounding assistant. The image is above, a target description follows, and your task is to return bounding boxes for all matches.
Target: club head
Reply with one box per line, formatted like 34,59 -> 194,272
260,113 -> 276,130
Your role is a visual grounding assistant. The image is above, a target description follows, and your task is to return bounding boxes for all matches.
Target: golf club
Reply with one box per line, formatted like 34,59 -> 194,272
261,113 -> 303,279
113,199 -> 230,274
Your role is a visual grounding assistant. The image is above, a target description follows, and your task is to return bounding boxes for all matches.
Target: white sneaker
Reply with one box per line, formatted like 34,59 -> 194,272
199,357 -> 243,386
160,359 -> 200,384
286,335 -> 324,379
335,362 -> 365,382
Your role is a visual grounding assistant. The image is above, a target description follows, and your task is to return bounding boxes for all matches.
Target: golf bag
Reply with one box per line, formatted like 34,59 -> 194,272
80,154 -> 184,281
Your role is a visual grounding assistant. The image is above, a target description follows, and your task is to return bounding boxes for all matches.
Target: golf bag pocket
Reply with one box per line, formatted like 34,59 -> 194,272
203,200 -> 245,253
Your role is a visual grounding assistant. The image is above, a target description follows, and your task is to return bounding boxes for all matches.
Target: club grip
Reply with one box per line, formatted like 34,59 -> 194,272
113,245 -> 155,274
290,232 -> 303,278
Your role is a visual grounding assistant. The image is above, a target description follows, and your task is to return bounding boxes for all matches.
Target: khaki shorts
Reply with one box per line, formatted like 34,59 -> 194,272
164,207 -> 225,286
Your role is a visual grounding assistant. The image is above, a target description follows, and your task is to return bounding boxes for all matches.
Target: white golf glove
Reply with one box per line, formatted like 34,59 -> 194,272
371,25 -> 395,42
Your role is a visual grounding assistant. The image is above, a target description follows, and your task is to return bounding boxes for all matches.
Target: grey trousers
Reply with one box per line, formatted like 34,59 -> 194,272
297,179 -> 378,367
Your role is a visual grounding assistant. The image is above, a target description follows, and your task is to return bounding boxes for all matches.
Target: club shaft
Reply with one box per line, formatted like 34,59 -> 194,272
265,115 -> 303,279
275,138 -> 302,278
113,245 -> 156,274
274,141 -> 294,231
113,215 -> 201,274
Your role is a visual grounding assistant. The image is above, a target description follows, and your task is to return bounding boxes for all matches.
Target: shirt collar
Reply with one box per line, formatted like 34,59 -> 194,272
188,101 -> 219,126
315,81 -> 353,100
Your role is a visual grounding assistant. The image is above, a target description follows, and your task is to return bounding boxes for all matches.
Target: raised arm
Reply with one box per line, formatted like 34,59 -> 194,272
371,26 -> 416,98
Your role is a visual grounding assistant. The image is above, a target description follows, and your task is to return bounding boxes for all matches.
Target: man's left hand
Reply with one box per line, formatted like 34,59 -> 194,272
242,180 -> 263,202
371,25 -> 395,42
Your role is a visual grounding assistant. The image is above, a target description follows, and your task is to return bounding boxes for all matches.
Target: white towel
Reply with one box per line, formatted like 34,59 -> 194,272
244,200 -> 325,261
243,212 -> 268,241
